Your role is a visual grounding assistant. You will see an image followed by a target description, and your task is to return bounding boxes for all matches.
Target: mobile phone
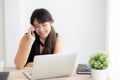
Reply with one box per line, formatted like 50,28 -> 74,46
31,31 -> 34,35
33,31 -> 39,37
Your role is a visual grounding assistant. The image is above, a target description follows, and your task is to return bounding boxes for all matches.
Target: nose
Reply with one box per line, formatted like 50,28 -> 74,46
39,26 -> 44,32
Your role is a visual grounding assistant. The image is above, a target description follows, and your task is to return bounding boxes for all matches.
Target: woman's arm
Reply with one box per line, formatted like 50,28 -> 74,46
54,35 -> 62,54
14,26 -> 35,69
14,35 -> 34,69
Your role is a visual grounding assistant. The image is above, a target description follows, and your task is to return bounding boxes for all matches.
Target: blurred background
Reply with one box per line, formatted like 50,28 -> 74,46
0,0 -> 120,80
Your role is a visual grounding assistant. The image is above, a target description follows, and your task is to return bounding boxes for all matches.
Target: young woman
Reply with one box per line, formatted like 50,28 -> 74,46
14,8 -> 62,69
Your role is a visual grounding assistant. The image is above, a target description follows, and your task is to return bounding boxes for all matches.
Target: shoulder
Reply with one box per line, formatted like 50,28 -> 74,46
56,34 -> 62,42
54,34 -> 62,53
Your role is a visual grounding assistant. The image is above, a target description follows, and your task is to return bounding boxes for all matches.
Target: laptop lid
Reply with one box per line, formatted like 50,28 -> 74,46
0,72 -> 9,80
31,53 -> 77,80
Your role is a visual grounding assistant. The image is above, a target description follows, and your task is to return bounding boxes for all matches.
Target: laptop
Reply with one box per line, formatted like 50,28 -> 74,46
23,53 -> 77,80
0,72 -> 9,80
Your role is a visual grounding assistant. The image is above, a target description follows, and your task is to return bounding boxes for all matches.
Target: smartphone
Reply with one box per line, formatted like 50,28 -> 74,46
33,31 -> 39,37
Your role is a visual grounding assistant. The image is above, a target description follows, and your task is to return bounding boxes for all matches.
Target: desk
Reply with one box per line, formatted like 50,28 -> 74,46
4,67 -> 110,80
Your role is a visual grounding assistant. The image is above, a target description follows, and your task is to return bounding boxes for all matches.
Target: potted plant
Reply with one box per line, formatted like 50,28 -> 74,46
88,51 -> 109,80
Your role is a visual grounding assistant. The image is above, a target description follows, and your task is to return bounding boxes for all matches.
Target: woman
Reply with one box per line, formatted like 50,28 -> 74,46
14,8 -> 62,69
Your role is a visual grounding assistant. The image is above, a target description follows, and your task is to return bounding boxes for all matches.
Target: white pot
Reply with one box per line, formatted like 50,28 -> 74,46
91,69 -> 107,80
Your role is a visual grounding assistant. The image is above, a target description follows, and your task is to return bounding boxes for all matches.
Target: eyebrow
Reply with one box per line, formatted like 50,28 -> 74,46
34,22 -> 48,26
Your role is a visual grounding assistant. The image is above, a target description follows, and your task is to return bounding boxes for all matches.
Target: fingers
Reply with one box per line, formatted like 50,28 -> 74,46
27,26 -> 35,41
28,26 -> 35,36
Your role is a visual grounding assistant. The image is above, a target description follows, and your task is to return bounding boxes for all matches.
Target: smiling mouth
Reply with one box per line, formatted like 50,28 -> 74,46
39,32 -> 46,37
39,32 -> 45,35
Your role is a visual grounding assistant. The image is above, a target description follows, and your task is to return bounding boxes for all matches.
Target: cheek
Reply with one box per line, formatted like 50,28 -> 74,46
35,27 -> 40,31
34,28 -> 39,34
47,27 -> 51,33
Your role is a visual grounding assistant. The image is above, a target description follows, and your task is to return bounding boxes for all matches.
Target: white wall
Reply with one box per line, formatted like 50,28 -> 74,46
107,0 -> 120,80
0,0 -> 5,61
4,0 -> 106,67
4,0 -> 22,67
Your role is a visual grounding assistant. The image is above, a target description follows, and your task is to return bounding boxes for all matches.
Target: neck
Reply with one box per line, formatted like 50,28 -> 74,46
39,37 -> 46,47
40,38 -> 46,43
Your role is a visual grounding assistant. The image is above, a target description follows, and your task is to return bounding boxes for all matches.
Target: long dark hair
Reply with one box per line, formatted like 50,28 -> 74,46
30,8 -> 56,54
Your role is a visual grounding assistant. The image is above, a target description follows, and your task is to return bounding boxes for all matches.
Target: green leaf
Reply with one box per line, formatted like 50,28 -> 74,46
88,51 -> 109,69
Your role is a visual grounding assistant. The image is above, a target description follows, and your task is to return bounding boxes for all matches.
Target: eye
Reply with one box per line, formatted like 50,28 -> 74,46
43,24 -> 46,26
34,25 -> 39,28
43,24 -> 47,27
43,22 -> 49,27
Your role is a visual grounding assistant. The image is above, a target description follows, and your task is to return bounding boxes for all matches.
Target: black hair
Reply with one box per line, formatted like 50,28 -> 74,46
30,8 -> 56,54
30,8 -> 54,25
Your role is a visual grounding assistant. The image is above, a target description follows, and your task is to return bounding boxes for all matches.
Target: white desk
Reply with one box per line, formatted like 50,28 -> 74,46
4,67 -> 110,80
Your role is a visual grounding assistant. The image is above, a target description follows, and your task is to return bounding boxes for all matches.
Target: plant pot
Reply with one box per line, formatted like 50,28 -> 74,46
91,69 -> 107,80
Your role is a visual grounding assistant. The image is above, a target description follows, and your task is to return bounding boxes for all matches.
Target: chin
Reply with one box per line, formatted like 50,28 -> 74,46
39,33 -> 49,39
40,35 -> 48,39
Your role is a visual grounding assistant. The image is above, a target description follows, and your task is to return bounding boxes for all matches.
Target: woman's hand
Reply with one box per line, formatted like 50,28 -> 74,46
27,26 -> 35,42
25,62 -> 33,67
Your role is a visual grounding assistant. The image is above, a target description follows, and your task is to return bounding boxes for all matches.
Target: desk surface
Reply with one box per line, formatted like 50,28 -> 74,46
3,67 -> 110,80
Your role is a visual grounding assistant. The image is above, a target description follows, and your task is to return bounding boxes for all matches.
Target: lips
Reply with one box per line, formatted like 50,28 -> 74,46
39,32 -> 47,38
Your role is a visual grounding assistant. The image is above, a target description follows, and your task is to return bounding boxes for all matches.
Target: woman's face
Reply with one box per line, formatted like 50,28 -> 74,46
33,18 -> 53,39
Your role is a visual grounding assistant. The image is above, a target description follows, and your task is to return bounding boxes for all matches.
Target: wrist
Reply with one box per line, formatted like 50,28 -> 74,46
23,35 -> 35,45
